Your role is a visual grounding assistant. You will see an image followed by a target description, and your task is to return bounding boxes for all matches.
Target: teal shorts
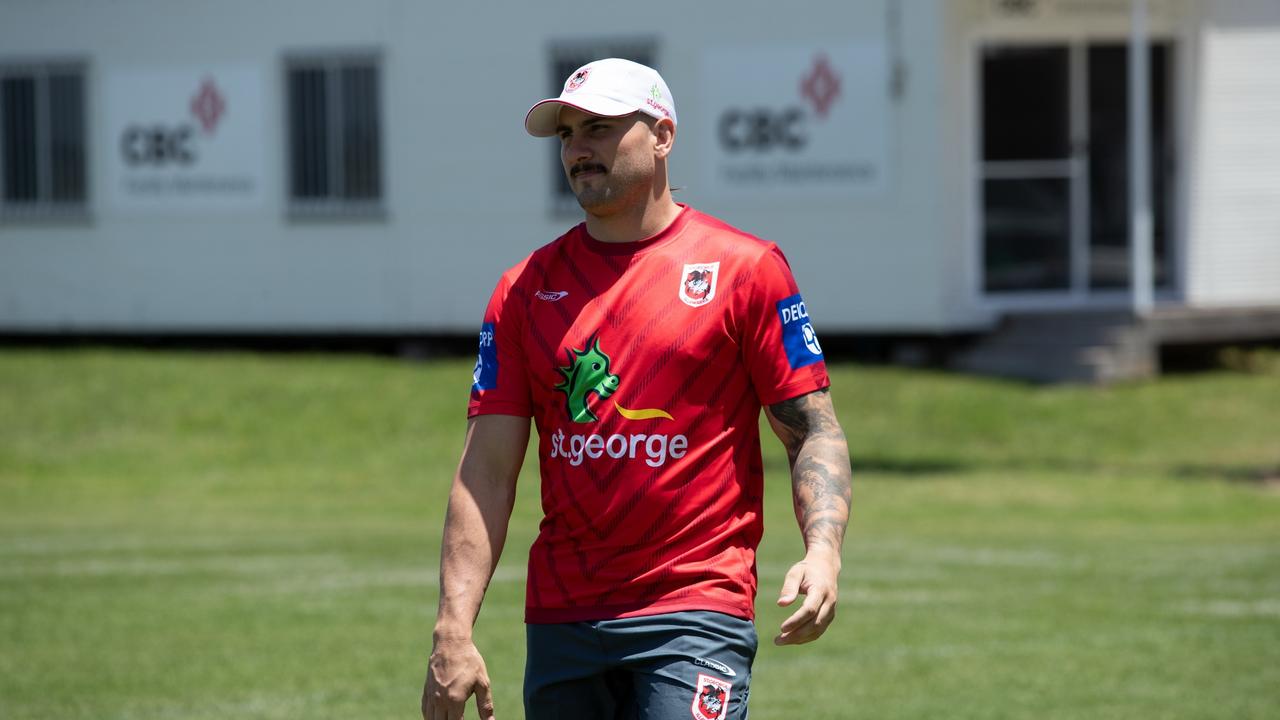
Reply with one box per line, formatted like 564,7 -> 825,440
524,610 -> 757,720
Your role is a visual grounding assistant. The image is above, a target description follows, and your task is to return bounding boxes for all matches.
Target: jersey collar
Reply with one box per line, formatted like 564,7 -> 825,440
578,204 -> 694,256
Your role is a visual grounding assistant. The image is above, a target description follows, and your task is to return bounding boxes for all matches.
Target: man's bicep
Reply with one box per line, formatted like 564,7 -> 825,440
764,388 -> 839,458
458,414 -> 531,490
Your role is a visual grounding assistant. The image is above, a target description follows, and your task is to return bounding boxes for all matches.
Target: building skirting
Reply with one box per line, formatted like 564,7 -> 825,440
950,306 -> 1280,383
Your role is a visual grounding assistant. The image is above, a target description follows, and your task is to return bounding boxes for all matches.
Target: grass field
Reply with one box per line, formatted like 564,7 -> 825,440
1,349 -> 1277,719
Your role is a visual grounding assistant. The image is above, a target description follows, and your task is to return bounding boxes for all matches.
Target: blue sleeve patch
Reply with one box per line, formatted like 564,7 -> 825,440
776,294 -> 825,369
472,322 -> 498,391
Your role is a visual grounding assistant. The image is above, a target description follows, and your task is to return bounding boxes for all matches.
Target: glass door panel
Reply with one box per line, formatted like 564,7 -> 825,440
1087,43 -> 1173,290
981,46 -> 1072,293
983,47 -> 1070,161
984,178 -> 1071,291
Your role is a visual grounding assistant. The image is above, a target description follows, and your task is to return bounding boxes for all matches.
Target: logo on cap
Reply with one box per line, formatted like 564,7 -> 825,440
566,67 -> 591,93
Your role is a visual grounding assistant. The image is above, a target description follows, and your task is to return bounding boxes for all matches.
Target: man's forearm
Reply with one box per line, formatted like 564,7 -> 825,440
432,416 -> 526,639
764,388 -> 852,646
766,389 -> 852,554
434,478 -> 514,638
789,432 -> 852,554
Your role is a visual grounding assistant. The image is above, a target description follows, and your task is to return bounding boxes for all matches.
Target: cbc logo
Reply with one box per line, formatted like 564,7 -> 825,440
121,124 -> 197,166
718,108 -> 808,152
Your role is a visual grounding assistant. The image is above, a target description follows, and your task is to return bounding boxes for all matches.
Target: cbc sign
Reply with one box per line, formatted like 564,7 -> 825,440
121,125 -> 196,165
719,107 -> 806,151
718,54 -> 841,153
703,45 -> 888,197
106,67 -> 264,210
119,78 -> 224,166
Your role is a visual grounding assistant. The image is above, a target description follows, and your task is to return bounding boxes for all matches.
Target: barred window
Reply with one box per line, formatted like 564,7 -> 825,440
286,53 -> 382,216
548,40 -> 657,216
1,61 -> 87,218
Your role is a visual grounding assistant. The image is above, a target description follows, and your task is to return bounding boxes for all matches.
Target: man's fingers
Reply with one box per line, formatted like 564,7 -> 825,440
775,608 -> 823,645
780,586 -> 824,631
476,679 -> 497,720
815,594 -> 837,629
422,683 -> 437,720
775,582 -> 838,645
778,603 -> 814,634
429,696 -> 458,720
775,594 -> 818,645
777,562 -> 806,606
424,642 -> 494,720
422,676 -> 472,720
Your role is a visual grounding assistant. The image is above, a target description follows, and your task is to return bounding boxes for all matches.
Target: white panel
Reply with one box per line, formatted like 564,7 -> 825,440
700,44 -> 890,199
104,66 -> 266,211
0,0 -> 965,333
1187,1 -> 1280,307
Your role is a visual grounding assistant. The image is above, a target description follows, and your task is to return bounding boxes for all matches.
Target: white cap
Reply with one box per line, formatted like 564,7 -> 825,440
524,58 -> 677,137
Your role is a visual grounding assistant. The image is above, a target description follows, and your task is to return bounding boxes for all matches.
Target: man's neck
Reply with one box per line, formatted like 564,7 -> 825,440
583,192 -> 683,244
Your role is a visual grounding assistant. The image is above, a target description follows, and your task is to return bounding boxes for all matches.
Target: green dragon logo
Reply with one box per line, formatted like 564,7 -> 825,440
554,334 -> 620,423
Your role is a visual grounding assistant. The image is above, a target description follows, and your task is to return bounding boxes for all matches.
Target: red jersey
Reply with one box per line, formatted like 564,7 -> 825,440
468,205 -> 829,623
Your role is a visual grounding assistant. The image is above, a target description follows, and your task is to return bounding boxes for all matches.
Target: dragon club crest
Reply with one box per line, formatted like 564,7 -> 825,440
554,334 -> 620,423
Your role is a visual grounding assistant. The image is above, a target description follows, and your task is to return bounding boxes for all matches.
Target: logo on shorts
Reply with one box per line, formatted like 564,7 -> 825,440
566,67 -> 590,92
680,262 -> 720,308
692,656 -> 736,678
692,674 -> 732,720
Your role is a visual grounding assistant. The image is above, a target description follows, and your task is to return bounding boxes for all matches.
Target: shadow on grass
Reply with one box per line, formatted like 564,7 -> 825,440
770,455 -> 1280,485
851,458 -> 970,476
765,455 -> 968,478
1173,463 -> 1280,485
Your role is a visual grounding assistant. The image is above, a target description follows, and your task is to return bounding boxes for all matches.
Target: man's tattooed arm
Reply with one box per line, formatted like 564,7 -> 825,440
765,387 -> 852,554
764,387 -> 852,646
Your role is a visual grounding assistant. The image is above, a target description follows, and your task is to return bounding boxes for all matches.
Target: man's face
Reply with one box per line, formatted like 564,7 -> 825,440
556,106 -> 658,215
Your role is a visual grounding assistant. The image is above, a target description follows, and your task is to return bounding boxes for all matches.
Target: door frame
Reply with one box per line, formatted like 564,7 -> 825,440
965,20 -> 1193,313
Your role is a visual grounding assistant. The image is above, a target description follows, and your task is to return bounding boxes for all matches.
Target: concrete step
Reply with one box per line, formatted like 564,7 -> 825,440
950,311 -> 1156,383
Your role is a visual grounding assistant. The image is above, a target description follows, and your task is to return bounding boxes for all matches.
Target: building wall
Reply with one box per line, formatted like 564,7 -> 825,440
1185,0 -> 1280,307
0,0 -> 968,333
4,1 -> 1276,335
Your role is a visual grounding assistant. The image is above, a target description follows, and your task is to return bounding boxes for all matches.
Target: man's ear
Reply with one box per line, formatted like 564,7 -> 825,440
652,118 -> 676,159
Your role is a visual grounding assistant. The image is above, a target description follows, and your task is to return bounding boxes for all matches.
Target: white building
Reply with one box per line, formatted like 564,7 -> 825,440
2,0 -> 1278,379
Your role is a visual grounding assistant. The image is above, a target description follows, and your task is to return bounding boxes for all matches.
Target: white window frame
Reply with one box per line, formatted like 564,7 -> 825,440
0,59 -> 89,221
283,50 -> 384,220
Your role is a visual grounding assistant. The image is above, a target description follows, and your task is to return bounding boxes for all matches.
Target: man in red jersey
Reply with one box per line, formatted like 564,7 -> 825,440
422,58 -> 852,720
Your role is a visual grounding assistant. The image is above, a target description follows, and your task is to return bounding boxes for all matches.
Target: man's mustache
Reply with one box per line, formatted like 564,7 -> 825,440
570,163 -> 607,178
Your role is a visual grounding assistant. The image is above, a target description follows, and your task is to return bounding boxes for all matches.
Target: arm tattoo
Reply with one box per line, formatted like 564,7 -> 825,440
766,389 -> 853,554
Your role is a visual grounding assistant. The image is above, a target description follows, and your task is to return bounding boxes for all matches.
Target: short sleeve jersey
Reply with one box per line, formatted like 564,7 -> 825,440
469,205 -> 830,623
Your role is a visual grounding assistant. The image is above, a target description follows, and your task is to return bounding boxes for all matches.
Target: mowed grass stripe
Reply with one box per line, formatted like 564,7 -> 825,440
1,349 -> 1277,719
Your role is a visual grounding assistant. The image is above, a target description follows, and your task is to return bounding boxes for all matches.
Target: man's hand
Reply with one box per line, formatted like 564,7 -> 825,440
775,548 -> 841,645
422,637 -> 496,720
